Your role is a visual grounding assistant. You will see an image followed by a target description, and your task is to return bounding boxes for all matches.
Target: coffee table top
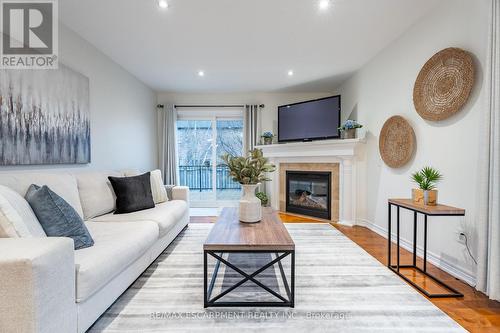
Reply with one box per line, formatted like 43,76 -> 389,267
203,207 -> 295,251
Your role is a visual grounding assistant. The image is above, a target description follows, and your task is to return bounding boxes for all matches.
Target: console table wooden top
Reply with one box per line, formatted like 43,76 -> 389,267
388,199 -> 465,216
203,207 -> 295,251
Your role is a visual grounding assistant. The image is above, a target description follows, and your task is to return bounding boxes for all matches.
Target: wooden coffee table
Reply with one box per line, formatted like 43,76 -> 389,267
203,207 -> 295,307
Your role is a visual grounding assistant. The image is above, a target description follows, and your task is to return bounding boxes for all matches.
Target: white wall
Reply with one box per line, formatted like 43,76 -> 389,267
0,24 -> 157,172
157,92 -> 335,135
337,0 -> 489,284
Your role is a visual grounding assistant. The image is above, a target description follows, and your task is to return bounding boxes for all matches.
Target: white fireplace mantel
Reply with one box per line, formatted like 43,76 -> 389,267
256,136 -> 366,226
256,137 -> 364,158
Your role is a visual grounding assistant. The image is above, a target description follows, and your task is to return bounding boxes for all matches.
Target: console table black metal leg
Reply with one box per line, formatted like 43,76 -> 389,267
387,203 -> 391,268
396,206 -> 400,272
413,211 -> 417,267
423,214 -> 428,273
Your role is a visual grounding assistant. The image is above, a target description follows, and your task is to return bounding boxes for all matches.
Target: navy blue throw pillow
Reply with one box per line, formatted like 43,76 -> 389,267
25,185 -> 94,250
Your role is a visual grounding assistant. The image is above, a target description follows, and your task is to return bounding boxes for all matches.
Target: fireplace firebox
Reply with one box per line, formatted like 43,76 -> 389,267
286,171 -> 331,220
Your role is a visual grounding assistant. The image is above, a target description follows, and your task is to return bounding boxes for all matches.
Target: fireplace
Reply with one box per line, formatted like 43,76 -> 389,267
286,171 -> 331,220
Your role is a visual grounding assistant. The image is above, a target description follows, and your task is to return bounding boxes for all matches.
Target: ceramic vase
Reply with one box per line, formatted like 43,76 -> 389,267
239,184 -> 262,223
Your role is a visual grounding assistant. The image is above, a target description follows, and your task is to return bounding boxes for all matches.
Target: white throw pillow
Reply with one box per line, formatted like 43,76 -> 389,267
0,185 -> 46,238
75,171 -> 121,220
150,170 -> 168,204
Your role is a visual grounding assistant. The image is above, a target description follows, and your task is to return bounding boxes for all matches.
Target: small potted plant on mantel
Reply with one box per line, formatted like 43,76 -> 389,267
338,120 -> 363,139
222,149 -> 276,223
411,166 -> 442,206
261,132 -> 275,145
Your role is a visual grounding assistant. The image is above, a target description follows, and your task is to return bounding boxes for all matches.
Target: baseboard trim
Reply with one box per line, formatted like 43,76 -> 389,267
355,218 -> 476,287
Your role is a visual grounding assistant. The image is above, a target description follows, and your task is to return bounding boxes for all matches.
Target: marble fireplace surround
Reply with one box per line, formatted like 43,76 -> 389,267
257,137 -> 365,226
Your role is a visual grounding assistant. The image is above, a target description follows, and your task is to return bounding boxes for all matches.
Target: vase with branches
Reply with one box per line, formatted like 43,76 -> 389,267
411,166 -> 443,206
221,149 -> 276,222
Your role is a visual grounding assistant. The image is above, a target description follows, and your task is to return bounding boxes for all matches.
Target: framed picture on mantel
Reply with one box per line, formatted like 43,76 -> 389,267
0,64 -> 91,165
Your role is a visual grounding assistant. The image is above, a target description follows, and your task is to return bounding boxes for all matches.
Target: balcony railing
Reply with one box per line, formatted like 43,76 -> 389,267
179,165 -> 241,192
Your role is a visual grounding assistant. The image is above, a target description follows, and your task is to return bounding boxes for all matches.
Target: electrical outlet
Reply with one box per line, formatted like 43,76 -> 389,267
458,231 -> 467,244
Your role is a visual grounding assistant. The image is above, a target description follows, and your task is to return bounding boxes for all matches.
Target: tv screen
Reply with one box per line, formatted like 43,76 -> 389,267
278,95 -> 341,142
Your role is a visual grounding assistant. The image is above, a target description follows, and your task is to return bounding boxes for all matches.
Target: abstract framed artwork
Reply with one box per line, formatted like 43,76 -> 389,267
0,64 -> 90,165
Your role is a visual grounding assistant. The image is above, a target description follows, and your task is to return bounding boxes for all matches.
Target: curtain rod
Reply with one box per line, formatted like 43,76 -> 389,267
156,104 -> 265,109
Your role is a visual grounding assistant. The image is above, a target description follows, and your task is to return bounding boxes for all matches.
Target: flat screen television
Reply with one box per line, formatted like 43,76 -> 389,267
278,95 -> 341,143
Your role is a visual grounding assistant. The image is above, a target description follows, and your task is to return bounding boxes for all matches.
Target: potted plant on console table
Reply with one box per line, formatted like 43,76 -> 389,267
411,166 -> 443,206
222,149 -> 276,223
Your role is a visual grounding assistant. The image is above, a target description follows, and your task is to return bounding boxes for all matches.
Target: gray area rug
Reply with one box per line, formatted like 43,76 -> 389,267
221,252 -> 281,303
89,223 -> 466,332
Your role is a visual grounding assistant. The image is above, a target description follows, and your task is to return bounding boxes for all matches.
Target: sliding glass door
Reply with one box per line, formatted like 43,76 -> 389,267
215,120 -> 243,202
176,111 -> 243,206
177,119 -> 215,203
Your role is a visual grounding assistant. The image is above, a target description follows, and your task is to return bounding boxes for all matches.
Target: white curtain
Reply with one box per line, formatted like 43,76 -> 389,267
158,104 -> 179,185
477,0 -> 500,301
243,104 -> 262,153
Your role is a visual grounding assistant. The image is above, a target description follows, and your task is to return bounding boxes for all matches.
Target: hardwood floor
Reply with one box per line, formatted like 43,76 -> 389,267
190,213 -> 500,332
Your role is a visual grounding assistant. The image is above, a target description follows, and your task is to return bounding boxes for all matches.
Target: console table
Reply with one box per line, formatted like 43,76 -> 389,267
387,199 -> 465,298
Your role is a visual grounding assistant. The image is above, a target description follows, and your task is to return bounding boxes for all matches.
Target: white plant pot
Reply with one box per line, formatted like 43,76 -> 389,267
239,184 -> 262,223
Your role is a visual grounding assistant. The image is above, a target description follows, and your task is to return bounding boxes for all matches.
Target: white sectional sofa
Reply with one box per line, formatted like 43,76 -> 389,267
0,171 -> 190,333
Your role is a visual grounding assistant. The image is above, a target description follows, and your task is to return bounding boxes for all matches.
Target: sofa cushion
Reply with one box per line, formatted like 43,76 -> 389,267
0,173 -> 84,218
74,171 -> 121,220
26,185 -> 94,250
0,185 -> 45,238
90,200 -> 188,237
75,221 -> 159,302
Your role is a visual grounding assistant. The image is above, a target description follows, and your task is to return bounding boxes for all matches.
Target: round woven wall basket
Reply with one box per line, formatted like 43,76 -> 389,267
413,47 -> 474,121
379,116 -> 415,168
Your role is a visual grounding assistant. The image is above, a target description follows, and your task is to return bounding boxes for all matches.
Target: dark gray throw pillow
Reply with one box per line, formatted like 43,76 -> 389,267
25,185 -> 94,250
108,172 -> 155,214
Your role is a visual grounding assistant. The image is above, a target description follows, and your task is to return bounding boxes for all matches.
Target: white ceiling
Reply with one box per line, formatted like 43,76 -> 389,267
59,0 -> 439,93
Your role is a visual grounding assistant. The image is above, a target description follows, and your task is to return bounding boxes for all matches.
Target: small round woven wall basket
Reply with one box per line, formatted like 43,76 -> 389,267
413,47 -> 474,121
379,116 -> 415,168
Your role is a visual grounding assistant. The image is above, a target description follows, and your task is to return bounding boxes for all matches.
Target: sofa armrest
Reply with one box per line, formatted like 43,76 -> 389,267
0,238 -> 77,333
170,186 -> 190,203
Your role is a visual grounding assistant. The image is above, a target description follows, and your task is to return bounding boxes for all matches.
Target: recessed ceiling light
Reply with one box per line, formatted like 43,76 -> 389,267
198,70 -> 205,77
319,0 -> 330,10
287,70 -> 294,76
158,0 -> 168,9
